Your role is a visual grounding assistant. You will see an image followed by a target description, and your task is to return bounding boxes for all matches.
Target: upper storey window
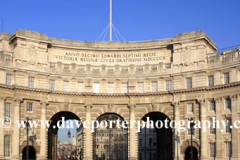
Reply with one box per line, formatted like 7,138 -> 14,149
166,80 -> 172,91
49,80 -> 55,91
137,66 -> 143,71
28,77 -> 34,88
4,103 -> 11,121
77,82 -> 84,93
93,83 -> 100,93
186,78 -> 192,89
187,103 -> 194,113
208,75 -> 214,87
63,81 -> 69,92
6,74 -> 12,86
108,67 -> 114,72
107,83 -> 114,93
121,67 -> 128,71
138,82 -> 144,93
151,81 -> 157,92
224,72 -> 230,84
27,102 -> 33,113
225,98 -> 231,110
121,83 -> 128,93
93,67 -> 99,71
151,65 -> 157,70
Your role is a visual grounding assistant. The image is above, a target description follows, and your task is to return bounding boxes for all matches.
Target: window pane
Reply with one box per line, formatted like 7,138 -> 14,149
4,103 -> 11,121
93,83 -> 100,93
208,75 -> 214,87
28,77 -> 34,88
138,82 -> 144,93
226,142 -> 231,157
226,119 -> 231,133
77,82 -> 84,93
210,119 -> 216,134
49,80 -> 55,91
63,81 -> 69,92
166,80 -> 172,91
224,72 -> 229,84
151,81 -> 157,92
186,78 -> 192,89
27,102 -> 33,112
187,103 -> 194,113
225,98 -> 231,110
4,136 -> 10,157
210,143 -> 216,157
107,83 -> 114,93
121,83 -> 128,93
6,74 -> 12,86
209,100 -> 215,111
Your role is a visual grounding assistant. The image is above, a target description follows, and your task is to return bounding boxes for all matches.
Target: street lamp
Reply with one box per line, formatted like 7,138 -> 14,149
190,118 -> 195,160
25,117 -> 30,160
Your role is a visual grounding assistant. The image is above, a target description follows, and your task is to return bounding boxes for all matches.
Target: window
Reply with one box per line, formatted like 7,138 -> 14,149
108,67 -> 113,72
152,65 -> 157,70
63,81 -> 69,92
208,75 -> 214,87
139,153 -> 142,160
224,72 -> 229,84
226,142 -> 231,157
6,74 -> 12,86
107,83 -> 114,93
27,102 -> 33,112
64,64 -> 69,69
187,103 -> 194,113
153,153 -> 157,160
210,119 -> 216,134
226,119 -> 231,133
137,66 -> 143,71
209,100 -> 215,111
225,98 -> 231,110
49,80 -> 55,91
4,136 -> 10,157
77,82 -> 84,93
4,103 -> 11,121
121,67 -> 128,71
210,143 -> 216,157
151,81 -> 157,92
28,76 -> 34,88
121,83 -> 128,93
186,78 -> 192,89
139,139 -> 142,146
166,80 -> 172,91
149,138 -> 152,146
93,67 -> 99,71
138,82 -> 144,93
93,83 -> 100,93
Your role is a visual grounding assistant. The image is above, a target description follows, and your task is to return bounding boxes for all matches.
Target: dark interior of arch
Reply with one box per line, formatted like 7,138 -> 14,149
22,146 -> 36,160
185,146 -> 198,160
139,112 -> 173,160
48,111 -> 80,160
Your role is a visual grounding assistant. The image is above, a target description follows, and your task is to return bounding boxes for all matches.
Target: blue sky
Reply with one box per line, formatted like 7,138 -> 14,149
0,0 -> 239,49
1,0 -> 239,142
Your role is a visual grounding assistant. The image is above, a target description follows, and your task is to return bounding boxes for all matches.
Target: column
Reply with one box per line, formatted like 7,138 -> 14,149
39,101 -> 48,160
215,97 -> 223,159
0,98 -> 5,159
198,99 -> 208,160
231,95 -> 239,159
84,104 -> 92,160
172,101 -> 180,160
12,98 -> 22,159
128,103 -> 137,160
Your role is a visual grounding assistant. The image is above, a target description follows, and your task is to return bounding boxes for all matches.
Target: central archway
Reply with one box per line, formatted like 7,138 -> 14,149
138,112 -> 173,160
93,113 -> 128,160
22,146 -> 36,160
48,111 -> 80,160
184,146 -> 198,160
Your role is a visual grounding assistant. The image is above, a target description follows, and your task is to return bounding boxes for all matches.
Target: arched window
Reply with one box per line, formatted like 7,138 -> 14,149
4,136 -> 10,157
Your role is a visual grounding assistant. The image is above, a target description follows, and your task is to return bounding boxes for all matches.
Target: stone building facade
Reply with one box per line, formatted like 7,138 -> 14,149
0,29 -> 240,160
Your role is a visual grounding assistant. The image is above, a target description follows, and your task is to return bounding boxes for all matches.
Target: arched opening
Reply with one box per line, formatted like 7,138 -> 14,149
48,111 -> 80,160
138,112 -> 173,160
22,146 -> 36,160
93,113 -> 128,160
184,146 -> 198,160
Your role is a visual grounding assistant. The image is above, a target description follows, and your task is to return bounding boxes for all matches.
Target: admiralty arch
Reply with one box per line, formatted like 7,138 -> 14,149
0,29 -> 240,160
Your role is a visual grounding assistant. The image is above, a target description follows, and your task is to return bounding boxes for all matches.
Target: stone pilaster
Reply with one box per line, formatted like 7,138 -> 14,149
38,101 -> 48,160
12,98 -> 23,160
128,103 -> 137,160
198,99 -> 208,160
231,95 -> 239,159
0,97 -> 5,159
172,101 -> 180,160
215,97 -> 223,159
84,103 -> 92,160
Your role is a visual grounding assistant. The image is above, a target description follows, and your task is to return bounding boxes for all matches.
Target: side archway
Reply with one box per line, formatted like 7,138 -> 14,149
47,111 -> 81,160
138,112 -> 173,160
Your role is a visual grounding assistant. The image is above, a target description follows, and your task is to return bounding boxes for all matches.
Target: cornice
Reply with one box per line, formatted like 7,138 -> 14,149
0,82 -> 239,97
